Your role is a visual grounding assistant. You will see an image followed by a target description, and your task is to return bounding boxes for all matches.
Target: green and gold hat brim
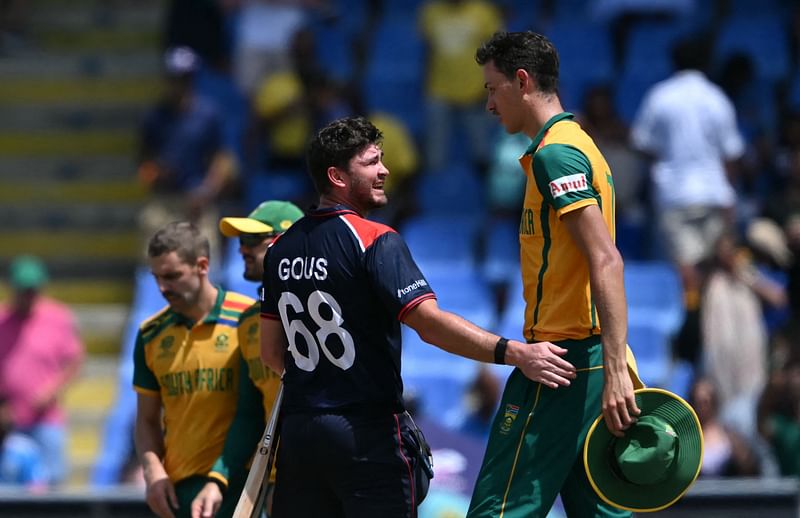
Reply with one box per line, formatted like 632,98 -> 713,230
583,388 -> 704,513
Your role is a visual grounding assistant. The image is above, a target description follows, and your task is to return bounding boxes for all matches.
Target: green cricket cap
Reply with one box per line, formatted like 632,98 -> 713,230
219,200 -> 304,237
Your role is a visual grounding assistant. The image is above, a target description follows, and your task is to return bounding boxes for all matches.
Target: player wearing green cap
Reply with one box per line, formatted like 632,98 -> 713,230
191,200 -> 304,518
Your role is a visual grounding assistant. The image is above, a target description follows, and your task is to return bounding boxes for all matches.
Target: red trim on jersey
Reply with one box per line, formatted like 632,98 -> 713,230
341,213 -> 396,250
397,293 -> 436,322
260,312 -> 281,320
310,208 -> 357,218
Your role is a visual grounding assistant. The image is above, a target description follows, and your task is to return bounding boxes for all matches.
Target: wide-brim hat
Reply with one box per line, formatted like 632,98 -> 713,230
583,388 -> 703,513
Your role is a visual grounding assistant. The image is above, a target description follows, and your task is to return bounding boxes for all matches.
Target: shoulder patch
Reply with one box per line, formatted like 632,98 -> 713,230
339,213 -> 396,252
140,307 -> 175,343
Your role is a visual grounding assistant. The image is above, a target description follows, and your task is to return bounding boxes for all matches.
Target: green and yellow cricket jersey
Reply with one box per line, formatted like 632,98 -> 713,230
518,112 -> 615,343
133,288 -> 255,483
207,301 -> 281,487
239,302 -> 281,416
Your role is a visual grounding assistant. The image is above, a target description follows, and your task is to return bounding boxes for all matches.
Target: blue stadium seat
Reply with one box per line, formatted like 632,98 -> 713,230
415,165 -> 486,215
614,68 -> 667,124
312,19 -> 355,83
429,272 -> 496,327
362,14 -> 425,136
401,328 -> 479,420
544,19 -> 614,111
624,260 -> 684,335
494,278 -> 527,343
244,169 -> 313,210
481,216 -> 520,286
401,214 -> 479,277
714,14 -> 790,83
627,321 -> 671,388
621,20 -> 691,78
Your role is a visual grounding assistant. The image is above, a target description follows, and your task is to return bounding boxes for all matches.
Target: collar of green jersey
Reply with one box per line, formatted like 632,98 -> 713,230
525,112 -> 574,155
172,285 -> 227,328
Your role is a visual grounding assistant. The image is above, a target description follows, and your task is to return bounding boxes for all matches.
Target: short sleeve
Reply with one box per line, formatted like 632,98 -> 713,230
365,232 -> 436,321
132,331 -> 159,392
533,144 -> 598,212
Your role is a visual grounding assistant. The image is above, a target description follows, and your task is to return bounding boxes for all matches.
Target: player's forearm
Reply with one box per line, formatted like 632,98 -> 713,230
405,299 -> 500,363
590,255 -> 629,376
135,419 -> 167,482
261,318 -> 286,375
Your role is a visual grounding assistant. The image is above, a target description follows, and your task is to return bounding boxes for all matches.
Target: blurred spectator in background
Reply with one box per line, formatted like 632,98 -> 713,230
231,0 -> 322,96
757,351 -> 800,477
631,33 -> 745,367
701,229 -> 788,435
449,366 -> 502,441
577,84 -> 645,257
486,130 -> 529,220
0,396 -> 46,488
0,256 -> 85,486
419,0 -> 502,174
0,0 -> 27,54
164,0 -> 229,67
368,111 -> 421,228
690,377 -> 761,478
137,46 -> 238,266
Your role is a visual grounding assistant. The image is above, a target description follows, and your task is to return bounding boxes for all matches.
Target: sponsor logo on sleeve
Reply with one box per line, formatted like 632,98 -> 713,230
397,279 -> 428,298
549,173 -> 589,199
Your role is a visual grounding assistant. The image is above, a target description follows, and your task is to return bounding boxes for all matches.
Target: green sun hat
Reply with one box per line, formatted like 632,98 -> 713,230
583,388 -> 704,513
219,200 -> 304,237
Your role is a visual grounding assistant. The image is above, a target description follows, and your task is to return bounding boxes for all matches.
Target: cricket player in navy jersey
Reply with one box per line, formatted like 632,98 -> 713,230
258,116 -> 578,518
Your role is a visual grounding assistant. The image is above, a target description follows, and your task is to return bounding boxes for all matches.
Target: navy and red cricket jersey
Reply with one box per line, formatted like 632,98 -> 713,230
261,205 -> 436,415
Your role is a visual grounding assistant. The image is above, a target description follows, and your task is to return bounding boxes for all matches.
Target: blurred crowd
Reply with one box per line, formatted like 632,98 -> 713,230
4,0 -> 800,508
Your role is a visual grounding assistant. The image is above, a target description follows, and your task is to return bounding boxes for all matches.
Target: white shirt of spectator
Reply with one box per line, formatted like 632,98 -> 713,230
631,70 -> 745,210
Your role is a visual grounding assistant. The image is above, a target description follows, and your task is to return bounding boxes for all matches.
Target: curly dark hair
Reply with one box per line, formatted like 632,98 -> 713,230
306,116 -> 384,195
475,31 -> 559,94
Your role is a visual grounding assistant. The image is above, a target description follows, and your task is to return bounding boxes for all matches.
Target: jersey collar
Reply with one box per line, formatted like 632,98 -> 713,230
311,204 -> 359,218
171,285 -> 226,328
525,112 -> 574,155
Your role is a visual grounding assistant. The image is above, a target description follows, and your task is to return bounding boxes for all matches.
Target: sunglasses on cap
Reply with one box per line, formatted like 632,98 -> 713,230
239,233 -> 277,247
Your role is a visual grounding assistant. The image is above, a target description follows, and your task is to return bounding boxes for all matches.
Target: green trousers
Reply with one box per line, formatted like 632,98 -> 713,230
467,337 -> 638,518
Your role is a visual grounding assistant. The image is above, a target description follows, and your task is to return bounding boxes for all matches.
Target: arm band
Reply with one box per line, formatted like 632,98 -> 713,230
494,337 -> 509,365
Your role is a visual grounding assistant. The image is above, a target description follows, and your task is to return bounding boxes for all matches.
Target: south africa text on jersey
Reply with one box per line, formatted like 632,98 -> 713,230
160,368 -> 235,396
278,256 -> 328,281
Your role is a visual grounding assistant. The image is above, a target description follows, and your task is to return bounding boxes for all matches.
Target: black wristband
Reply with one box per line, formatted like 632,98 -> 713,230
494,337 -> 509,365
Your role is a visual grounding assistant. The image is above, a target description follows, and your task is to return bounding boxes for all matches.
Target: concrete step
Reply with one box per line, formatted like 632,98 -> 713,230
0,52 -> 159,78
0,179 -> 145,204
35,28 -> 159,53
0,278 -> 135,305
0,129 -> 135,156
64,354 -> 121,486
31,1 -> 163,33
0,202 -> 140,232
0,77 -> 158,104
0,103 -> 148,132
0,156 -> 137,182
0,229 -> 139,260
